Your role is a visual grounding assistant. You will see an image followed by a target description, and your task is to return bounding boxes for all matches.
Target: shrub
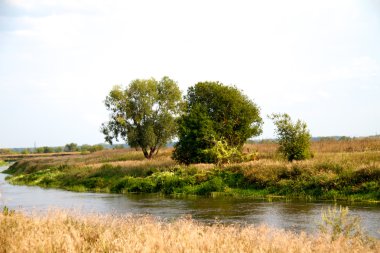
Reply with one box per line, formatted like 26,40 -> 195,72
319,205 -> 365,241
193,177 -> 225,195
202,137 -> 243,166
64,143 -> 79,152
269,113 -> 312,161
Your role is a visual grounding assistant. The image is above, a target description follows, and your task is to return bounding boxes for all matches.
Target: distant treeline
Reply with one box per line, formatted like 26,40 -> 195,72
0,143 -> 129,155
248,135 -> 380,144
2,135 -> 379,155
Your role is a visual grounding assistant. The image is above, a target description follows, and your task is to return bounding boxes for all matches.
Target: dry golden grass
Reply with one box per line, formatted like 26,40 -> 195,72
9,139 -> 380,172
230,150 -> 380,170
244,138 -> 380,156
0,211 -> 378,253
88,156 -> 175,169
0,152 -> 80,161
311,138 -> 380,153
10,148 -> 174,170
224,150 -> 380,184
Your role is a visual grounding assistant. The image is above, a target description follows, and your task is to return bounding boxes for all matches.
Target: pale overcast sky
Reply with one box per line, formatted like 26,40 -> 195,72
0,0 -> 379,148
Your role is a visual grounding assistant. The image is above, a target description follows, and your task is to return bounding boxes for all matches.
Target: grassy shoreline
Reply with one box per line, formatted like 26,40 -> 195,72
3,141 -> 380,202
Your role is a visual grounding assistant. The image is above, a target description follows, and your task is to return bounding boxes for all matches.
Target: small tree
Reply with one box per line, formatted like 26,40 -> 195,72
21,148 -> 31,154
80,144 -> 92,152
101,77 -> 182,159
269,113 -> 312,161
64,143 -> 79,152
54,147 -> 63,153
41,146 -> 54,153
89,145 -> 104,153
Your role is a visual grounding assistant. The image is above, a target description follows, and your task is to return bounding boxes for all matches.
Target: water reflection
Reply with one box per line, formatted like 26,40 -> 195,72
1,166 -> 379,238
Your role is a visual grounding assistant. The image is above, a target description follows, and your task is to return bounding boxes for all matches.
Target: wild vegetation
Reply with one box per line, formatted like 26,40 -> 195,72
0,207 -> 378,253
173,82 -> 262,164
101,77 -> 182,159
270,113 -> 312,161
0,143 -> 106,157
4,138 -> 380,201
0,148 -> 14,155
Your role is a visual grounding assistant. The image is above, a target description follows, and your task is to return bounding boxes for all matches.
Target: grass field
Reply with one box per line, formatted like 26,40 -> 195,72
0,210 -> 378,253
3,138 -> 380,201
0,152 -> 80,162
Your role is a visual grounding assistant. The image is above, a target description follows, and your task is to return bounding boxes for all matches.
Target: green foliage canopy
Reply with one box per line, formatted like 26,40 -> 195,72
64,143 -> 79,152
36,146 -> 54,153
0,149 -> 14,155
269,113 -> 312,161
81,144 -> 104,153
173,81 -> 263,164
101,77 -> 182,159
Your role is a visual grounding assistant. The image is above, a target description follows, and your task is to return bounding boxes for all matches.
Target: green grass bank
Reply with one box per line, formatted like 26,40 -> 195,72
3,147 -> 380,202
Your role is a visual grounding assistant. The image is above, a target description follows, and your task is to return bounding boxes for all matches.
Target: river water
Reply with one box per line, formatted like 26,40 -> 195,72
1,165 -> 379,237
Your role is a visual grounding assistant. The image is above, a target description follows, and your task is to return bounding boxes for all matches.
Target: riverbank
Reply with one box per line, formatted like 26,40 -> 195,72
3,140 -> 380,202
0,210 -> 378,253
0,160 -> 7,166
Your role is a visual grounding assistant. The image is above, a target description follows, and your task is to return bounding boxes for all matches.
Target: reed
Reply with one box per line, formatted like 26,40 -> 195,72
0,210 -> 378,253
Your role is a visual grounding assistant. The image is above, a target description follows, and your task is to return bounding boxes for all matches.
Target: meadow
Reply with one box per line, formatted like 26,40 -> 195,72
0,209 -> 379,253
4,138 -> 380,202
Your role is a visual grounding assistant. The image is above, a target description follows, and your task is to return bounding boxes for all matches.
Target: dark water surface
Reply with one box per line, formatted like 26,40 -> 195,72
1,165 -> 379,238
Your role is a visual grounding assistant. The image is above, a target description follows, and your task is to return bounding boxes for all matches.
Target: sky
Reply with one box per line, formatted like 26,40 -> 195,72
0,0 -> 379,148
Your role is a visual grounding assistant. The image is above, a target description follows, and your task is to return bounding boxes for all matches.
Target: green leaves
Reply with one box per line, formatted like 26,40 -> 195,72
269,113 -> 312,161
102,77 -> 182,159
173,81 -> 263,164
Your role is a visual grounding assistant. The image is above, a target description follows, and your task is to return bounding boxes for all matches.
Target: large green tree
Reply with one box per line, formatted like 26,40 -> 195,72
173,82 -> 263,164
101,77 -> 182,159
269,113 -> 312,161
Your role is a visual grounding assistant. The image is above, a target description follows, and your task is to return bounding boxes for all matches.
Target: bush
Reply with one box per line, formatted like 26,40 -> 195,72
81,144 -> 104,153
112,177 -> 157,193
35,146 -> 54,153
64,143 -> 79,152
194,177 -> 225,195
269,113 -> 312,161
319,205 -> 367,241
0,149 -> 14,154
202,137 -> 243,166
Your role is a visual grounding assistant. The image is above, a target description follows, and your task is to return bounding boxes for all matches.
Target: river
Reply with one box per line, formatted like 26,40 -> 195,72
1,165 -> 379,238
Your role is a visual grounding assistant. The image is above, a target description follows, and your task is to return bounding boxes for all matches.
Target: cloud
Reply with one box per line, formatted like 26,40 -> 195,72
1,0 -> 380,146
3,0 -> 101,17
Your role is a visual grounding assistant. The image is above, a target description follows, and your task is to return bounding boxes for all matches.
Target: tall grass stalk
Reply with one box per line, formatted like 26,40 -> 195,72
319,205 -> 366,241
0,210 -> 378,253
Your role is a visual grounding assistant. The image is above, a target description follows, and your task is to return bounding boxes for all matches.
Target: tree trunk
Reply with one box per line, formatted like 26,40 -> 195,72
142,148 -> 150,159
142,146 -> 159,159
